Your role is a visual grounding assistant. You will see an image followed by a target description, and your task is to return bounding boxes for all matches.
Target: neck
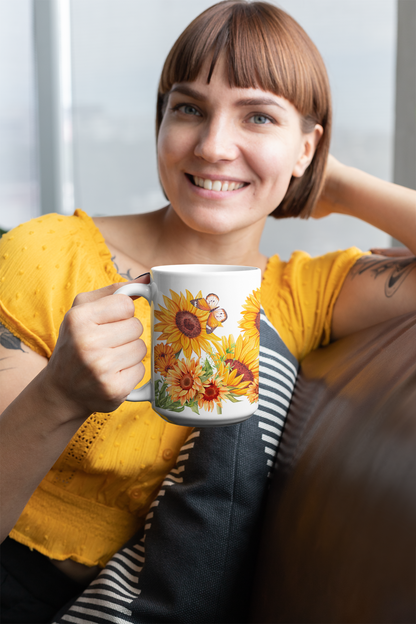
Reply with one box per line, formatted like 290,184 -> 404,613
147,206 -> 268,272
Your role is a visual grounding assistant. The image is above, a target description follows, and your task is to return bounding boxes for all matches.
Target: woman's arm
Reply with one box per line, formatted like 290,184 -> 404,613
0,281 -> 146,542
0,337 -> 90,543
314,156 -> 416,254
313,156 -> 416,340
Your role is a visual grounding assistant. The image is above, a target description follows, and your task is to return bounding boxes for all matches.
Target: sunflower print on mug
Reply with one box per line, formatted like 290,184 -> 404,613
154,289 -> 220,359
153,288 -> 259,415
212,333 -> 259,405
238,287 -> 261,349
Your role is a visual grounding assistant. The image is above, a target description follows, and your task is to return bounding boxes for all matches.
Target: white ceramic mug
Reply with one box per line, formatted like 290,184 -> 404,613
115,265 -> 261,426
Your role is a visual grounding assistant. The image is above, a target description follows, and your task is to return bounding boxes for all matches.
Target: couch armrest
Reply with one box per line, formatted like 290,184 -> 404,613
251,312 -> 416,623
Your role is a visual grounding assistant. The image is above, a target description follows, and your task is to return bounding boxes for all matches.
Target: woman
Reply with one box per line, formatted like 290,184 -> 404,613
0,1 -> 415,621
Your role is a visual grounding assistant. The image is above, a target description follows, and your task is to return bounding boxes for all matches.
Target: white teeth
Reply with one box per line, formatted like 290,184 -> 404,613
192,175 -> 245,191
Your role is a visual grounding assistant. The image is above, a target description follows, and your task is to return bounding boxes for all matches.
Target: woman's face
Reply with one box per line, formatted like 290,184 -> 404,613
157,55 -> 321,237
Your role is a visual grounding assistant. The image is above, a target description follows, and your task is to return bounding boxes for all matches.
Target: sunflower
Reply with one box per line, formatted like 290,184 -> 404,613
166,357 -> 204,405
238,288 -> 261,348
197,377 -> 229,412
154,343 -> 177,377
154,289 -> 219,359
212,334 -> 259,396
246,377 -> 259,404
215,360 -> 249,394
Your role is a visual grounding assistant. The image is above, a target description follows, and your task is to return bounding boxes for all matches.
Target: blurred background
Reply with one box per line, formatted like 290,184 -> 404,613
0,0 -> 414,259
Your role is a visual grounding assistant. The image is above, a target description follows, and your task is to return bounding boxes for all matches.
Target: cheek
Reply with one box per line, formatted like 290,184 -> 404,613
249,146 -> 296,194
157,130 -> 178,191
157,125 -> 194,189
245,139 -> 301,215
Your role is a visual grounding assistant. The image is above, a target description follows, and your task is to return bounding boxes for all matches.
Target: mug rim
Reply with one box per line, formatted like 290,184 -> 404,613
151,264 -> 260,275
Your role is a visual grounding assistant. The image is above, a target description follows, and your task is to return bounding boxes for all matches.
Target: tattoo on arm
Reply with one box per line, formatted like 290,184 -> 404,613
0,324 -> 26,371
111,256 -> 134,281
350,256 -> 416,297
0,324 -> 26,352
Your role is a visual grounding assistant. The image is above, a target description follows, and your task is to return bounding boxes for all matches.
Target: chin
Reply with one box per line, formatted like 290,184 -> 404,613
180,207 -> 245,236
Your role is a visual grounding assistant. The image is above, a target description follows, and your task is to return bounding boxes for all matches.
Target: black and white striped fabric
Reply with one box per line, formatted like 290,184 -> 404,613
53,307 -> 298,624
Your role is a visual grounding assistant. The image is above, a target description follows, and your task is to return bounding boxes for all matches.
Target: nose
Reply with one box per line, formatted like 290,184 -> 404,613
194,116 -> 239,163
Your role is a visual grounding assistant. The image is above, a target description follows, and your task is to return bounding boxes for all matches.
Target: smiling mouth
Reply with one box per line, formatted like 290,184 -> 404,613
187,174 -> 247,192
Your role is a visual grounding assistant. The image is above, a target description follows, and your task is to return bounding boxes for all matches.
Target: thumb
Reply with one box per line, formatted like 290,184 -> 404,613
72,272 -> 151,307
130,272 -> 151,284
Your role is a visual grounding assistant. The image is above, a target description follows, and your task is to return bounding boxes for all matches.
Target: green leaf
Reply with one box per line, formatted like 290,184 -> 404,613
159,395 -> 171,408
202,358 -> 213,376
227,395 -> 242,403
216,404 -> 222,415
175,349 -> 182,359
169,402 -> 185,412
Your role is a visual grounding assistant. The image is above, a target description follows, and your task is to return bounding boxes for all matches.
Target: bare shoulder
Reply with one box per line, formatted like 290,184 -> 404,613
332,254 -> 416,340
93,211 -> 164,280
92,213 -> 144,249
0,323 -> 48,414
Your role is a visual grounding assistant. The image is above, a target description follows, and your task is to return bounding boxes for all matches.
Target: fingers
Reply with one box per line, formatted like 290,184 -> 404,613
70,275 -> 151,326
81,345 -> 147,407
71,316 -> 144,353
369,247 -> 412,258
70,291 -> 147,328
114,362 -> 146,403
72,273 -> 150,307
98,316 -> 144,349
99,340 -> 147,377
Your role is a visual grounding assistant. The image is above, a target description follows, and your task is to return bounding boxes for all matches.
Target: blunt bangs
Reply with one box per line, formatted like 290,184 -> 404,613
156,1 -> 332,219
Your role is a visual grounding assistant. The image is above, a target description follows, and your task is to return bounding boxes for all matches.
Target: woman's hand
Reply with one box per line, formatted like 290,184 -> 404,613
43,280 -> 147,421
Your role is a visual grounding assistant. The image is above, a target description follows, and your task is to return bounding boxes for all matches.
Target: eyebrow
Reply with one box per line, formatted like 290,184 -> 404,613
169,85 -> 287,111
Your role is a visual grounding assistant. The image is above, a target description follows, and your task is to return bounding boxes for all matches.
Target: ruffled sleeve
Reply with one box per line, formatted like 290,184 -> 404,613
0,210 -> 123,358
261,247 -> 369,361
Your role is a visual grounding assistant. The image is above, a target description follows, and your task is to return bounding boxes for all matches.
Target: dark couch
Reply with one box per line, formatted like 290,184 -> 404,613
251,311 -> 416,623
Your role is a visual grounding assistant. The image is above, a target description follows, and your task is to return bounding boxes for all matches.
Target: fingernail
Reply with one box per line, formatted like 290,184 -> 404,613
134,272 -> 150,279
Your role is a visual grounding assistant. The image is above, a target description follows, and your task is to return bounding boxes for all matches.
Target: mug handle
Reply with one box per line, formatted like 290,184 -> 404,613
114,282 -> 155,402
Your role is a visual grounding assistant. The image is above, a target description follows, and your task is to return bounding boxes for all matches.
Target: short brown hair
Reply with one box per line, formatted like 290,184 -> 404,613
156,1 -> 332,219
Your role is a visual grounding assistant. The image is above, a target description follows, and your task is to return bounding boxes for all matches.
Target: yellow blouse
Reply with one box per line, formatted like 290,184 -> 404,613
0,210 -> 365,566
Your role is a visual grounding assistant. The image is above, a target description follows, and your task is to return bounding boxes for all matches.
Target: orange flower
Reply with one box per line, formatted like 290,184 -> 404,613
154,343 -> 176,377
197,377 -> 229,412
154,289 -> 219,359
166,357 -> 204,405
238,288 -> 261,348
246,377 -> 259,404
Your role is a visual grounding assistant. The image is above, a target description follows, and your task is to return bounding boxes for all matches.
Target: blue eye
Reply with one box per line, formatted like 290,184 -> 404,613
250,114 -> 271,125
179,105 -> 200,116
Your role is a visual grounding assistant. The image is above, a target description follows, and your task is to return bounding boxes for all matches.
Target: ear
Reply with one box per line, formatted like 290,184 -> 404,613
292,124 -> 323,178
